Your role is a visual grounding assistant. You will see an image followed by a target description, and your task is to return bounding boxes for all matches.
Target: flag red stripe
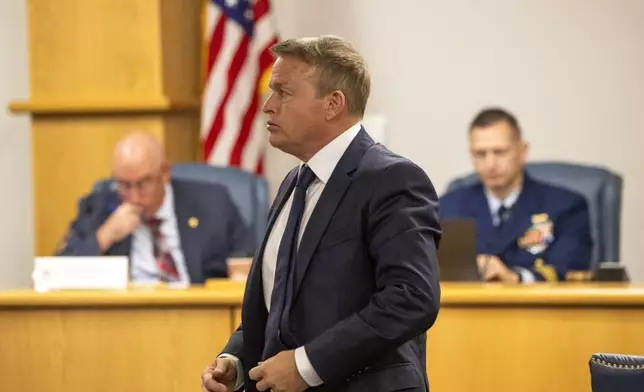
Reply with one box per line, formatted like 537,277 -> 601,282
229,40 -> 277,166
253,0 -> 269,22
206,14 -> 227,78
202,0 -> 278,173
203,34 -> 251,160
256,153 -> 264,174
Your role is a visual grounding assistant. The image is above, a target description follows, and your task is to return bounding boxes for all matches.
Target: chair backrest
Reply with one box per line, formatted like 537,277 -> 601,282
92,163 -> 269,254
590,353 -> 644,392
445,162 -> 623,267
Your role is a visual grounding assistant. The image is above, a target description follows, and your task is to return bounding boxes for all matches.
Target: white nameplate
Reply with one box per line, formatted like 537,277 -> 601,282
32,256 -> 129,292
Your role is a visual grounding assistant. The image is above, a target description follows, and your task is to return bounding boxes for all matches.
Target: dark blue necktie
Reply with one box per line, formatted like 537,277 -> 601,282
263,165 -> 316,359
496,204 -> 511,228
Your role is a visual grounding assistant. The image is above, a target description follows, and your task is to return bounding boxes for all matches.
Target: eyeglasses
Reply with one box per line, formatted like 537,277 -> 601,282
114,175 -> 159,194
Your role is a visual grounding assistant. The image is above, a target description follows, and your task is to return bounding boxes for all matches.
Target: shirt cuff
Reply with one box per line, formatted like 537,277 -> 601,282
515,267 -> 536,283
217,353 -> 244,391
295,346 -> 323,387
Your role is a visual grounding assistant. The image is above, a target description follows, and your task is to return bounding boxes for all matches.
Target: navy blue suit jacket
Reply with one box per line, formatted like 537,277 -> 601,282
56,179 -> 253,283
222,129 -> 442,392
439,174 -> 592,281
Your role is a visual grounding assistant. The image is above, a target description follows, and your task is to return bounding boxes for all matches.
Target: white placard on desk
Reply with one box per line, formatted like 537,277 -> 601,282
32,256 -> 129,292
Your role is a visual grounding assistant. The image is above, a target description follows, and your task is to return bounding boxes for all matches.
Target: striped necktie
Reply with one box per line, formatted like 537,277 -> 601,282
145,218 -> 180,282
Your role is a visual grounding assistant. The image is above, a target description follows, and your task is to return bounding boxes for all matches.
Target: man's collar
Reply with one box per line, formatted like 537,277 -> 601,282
484,181 -> 522,210
304,123 -> 362,184
154,183 -> 174,220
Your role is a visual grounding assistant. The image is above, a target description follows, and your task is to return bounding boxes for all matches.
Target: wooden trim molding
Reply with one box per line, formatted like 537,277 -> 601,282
8,97 -> 201,115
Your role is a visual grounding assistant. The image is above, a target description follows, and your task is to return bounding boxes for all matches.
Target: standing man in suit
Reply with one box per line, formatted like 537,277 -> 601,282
201,35 -> 442,392
57,132 -> 253,284
440,108 -> 593,282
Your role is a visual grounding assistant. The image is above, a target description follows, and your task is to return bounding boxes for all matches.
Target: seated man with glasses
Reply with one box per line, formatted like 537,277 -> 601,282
56,132 -> 253,284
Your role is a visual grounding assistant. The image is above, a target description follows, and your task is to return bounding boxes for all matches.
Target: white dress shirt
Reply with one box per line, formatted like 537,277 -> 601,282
484,186 -> 535,283
223,123 -> 362,390
129,184 -> 191,284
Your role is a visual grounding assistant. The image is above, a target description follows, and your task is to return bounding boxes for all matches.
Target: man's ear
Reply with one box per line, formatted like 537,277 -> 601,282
325,90 -> 346,121
520,141 -> 529,162
161,161 -> 171,184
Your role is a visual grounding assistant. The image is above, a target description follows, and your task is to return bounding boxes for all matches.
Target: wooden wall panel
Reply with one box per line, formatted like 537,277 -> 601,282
0,306 -> 230,392
159,0 -> 203,100
27,0 -> 164,99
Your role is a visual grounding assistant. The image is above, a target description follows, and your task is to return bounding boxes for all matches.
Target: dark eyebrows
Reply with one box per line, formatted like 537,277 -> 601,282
269,81 -> 289,91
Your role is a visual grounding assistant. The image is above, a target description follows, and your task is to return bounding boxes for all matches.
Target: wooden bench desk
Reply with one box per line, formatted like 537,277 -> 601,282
1,281 -> 643,392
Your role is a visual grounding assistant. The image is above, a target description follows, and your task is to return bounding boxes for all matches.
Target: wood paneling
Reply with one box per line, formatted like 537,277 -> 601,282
426,305 -> 644,392
159,0 -> 203,100
4,281 -> 644,392
163,113 -> 201,163
26,0 -> 164,99
0,307 -> 230,392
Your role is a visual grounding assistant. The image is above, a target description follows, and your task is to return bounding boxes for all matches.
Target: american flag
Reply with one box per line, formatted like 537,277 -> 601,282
201,0 -> 278,174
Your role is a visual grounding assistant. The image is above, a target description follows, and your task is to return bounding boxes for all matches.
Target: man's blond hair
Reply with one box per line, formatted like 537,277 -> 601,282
270,35 -> 371,117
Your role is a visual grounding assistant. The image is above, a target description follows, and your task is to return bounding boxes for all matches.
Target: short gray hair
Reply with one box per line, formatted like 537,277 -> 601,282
270,35 -> 371,117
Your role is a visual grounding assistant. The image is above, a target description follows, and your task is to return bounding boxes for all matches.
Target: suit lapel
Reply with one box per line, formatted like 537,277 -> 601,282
244,167 -> 298,325
109,236 -> 132,256
246,168 -> 297,294
242,168 -> 298,363
465,185 -> 496,254
265,169 -> 298,250
172,182 -> 203,282
293,128 -> 375,299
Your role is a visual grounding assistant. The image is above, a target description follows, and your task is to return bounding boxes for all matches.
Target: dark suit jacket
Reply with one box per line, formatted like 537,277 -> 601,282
56,179 -> 253,283
221,129 -> 442,392
439,173 -> 593,280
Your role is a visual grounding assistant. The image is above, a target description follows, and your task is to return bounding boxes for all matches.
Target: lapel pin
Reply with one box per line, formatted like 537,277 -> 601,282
188,217 -> 199,228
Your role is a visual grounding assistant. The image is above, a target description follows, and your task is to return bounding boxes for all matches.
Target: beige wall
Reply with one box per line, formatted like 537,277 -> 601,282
269,0 -> 644,279
0,0 -> 33,288
1,0 -> 641,286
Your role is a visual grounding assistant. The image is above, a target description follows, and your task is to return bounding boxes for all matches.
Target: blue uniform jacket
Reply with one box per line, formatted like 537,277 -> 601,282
439,174 -> 592,281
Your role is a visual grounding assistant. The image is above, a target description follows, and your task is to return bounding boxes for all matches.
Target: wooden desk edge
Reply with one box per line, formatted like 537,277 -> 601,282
1,283 -> 644,307
441,283 -> 644,306
0,280 -> 245,307
0,290 -> 243,307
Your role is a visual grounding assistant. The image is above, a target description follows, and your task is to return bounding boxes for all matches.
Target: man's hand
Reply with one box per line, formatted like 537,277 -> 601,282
249,350 -> 308,392
477,254 -> 519,283
96,203 -> 142,250
202,357 -> 238,392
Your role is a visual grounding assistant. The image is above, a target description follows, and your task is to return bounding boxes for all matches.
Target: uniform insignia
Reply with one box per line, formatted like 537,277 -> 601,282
534,258 -> 558,282
188,217 -> 199,228
518,213 -> 554,255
